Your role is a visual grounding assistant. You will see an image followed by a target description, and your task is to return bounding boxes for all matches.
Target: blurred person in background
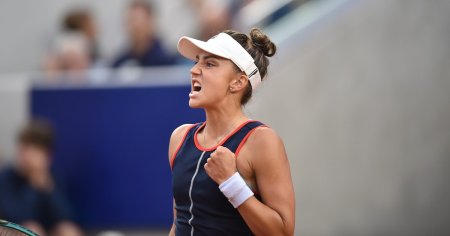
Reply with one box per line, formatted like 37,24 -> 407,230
0,120 -> 83,236
61,8 -> 100,62
42,7 -> 98,80
42,33 -> 91,80
111,0 -> 175,68
190,0 -> 234,40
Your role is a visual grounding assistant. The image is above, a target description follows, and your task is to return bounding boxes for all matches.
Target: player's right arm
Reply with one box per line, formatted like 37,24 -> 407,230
168,199 -> 176,236
168,124 -> 192,236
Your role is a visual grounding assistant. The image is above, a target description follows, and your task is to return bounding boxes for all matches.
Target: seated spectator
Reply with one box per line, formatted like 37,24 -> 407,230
195,0 -> 233,40
43,33 -> 91,80
0,119 -> 84,236
62,7 -> 100,62
111,0 -> 175,68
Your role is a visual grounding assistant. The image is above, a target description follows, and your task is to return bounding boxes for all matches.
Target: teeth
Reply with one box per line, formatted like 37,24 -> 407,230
192,81 -> 202,92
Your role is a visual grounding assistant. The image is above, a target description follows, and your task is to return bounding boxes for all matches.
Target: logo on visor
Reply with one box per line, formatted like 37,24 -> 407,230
248,68 -> 258,78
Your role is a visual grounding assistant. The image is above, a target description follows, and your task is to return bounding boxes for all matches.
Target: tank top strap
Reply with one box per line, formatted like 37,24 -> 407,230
179,120 -> 266,155
222,120 -> 266,154
170,123 -> 203,169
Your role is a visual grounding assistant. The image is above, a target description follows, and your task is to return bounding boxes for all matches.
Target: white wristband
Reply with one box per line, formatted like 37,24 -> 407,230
219,172 -> 254,208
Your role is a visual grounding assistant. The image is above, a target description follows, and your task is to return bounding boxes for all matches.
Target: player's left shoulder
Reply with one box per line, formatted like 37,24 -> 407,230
244,125 -> 288,171
247,125 -> 284,150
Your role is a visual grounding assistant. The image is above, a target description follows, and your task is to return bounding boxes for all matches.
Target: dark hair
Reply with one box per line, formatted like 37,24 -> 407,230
62,9 -> 92,31
129,0 -> 154,15
223,28 -> 277,105
17,119 -> 54,153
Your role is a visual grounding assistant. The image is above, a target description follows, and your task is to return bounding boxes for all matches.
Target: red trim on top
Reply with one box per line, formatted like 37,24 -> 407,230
170,124 -> 198,169
234,125 -> 267,158
235,124 -> 267,196
194,120 -> 255,152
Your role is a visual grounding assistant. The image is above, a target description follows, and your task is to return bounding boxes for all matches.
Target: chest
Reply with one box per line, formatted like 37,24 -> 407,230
172,121 -> 263,202
172,147 -> 258,203
172,150 -> 223,208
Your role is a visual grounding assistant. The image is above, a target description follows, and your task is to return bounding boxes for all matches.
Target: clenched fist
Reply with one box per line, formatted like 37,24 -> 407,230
204,146 -> 237,185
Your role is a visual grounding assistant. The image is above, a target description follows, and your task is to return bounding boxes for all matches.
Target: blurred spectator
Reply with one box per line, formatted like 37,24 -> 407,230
43,33 -> 91,80
42,7 -> 98,80
111,0 -> 175,68
62,8 -> 100,62
192,0 -> 234,40
0,119 -> 83,236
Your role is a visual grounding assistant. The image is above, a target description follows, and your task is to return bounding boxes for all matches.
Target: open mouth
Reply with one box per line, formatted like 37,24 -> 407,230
192,81 -> 202,92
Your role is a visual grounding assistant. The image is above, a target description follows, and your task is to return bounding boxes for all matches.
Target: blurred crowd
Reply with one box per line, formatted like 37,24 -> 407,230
40,0 -> 255,80
39,0 -> 299,80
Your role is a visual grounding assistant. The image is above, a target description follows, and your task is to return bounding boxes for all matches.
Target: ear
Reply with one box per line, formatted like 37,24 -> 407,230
229,73 -> 249,93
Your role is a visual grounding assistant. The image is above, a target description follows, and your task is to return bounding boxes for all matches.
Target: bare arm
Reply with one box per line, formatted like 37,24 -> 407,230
51,221 -> 84,236
236,127 -> 295,235
205,127 -> 295,235
168,124 -> 192,236
168,199 -> 176,236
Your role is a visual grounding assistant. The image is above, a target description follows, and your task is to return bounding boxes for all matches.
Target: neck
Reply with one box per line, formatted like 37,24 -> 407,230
203,105 -> 248,139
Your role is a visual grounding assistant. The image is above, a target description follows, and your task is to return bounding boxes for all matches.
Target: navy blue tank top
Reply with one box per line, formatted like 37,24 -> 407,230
171,120 -> 265,236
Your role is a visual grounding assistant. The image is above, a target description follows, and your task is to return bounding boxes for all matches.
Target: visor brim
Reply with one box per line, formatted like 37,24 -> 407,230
177,36 -> 230,61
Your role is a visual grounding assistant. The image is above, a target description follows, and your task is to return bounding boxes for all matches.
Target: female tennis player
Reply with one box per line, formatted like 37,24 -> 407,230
169,28 -> 295,235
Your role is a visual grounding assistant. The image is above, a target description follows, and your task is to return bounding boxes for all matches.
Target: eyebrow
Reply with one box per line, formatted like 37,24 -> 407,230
195,54 -> 223,61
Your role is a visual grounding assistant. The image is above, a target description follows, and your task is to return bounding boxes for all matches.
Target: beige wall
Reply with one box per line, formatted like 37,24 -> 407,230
247,0 -> 450,235
0,75 -> 29,163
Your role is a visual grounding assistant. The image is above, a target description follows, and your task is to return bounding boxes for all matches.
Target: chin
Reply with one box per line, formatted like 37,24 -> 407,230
188,100 -> 203,109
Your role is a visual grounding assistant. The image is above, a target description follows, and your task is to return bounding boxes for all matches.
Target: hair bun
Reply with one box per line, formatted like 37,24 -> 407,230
249,28 -> 276,57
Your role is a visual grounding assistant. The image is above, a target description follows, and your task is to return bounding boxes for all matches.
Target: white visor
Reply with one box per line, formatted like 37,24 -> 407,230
177,33 -> 262,90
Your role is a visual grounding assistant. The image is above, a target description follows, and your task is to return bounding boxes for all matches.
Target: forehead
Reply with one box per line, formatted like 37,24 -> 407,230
195,51 -> 227,61
128,5 -> 152,19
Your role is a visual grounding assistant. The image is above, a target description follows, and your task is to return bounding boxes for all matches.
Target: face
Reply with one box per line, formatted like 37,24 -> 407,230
189,52 -> 242,108
127,6 -> 154,43
17,144 -> 50,173
61,49 -> 90,72
82,16 -> 97,40
199,3 -> 231,40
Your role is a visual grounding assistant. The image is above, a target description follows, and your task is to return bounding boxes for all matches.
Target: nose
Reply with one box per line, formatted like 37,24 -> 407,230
190,63 -> 201,77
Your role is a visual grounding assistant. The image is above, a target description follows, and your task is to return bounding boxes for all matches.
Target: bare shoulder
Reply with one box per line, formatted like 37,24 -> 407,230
247,126 -> 284,150
168,124 -> 194,161
171,124 -> 193,141
244,126 -> 288,170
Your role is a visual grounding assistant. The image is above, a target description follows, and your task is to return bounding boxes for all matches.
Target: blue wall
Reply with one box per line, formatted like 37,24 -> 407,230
31,85 -> 204,229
